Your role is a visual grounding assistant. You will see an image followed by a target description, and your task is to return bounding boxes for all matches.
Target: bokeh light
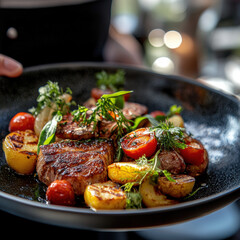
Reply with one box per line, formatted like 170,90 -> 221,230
148,29 -> 165,47
164,31 -> 182,49
152,57 -> 174,74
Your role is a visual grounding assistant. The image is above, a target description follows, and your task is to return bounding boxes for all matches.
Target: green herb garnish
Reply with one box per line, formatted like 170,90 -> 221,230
121,150 -> 175,209
151,121 -> 186,150
37,111 -> 62,154
29,81 -> 75,117
71,91 -> 132,138
96,70 -> 125,92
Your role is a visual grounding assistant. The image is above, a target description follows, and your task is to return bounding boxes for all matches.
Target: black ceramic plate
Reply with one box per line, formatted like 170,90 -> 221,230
0,62 -> 240,230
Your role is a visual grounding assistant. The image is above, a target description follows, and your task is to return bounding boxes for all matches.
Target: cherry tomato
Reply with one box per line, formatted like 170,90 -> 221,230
46,180 -> 75,206
121,128 -> 157,159
179,138 -> 205,166
9,112 -> 35,132
150,111 -> 165,118
91,88 -> 130,101
91,88 -> 113,101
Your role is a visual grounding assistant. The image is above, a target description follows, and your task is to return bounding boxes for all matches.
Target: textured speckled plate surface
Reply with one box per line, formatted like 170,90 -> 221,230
0,62 -> 240,230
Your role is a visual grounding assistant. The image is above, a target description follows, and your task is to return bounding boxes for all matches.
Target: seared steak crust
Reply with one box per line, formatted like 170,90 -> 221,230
122,102 -> 148,120
56,102 -> 148,141
36,139 -> 114,195
56,114 -> 97,140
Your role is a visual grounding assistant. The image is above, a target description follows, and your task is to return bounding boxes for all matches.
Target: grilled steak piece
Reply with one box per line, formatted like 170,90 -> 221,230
36,139 -> 114,195
56,114 -> 98,140
122,102 -> 148,120
56,102 -> 148,141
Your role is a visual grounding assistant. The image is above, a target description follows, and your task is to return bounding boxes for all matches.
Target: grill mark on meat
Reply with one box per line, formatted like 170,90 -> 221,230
37,139 -> 114,195
55,102 -> 148,141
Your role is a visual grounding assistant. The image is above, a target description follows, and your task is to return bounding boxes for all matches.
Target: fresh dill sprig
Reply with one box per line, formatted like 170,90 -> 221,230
29,81 -> 75,116
151,121 -> 186,150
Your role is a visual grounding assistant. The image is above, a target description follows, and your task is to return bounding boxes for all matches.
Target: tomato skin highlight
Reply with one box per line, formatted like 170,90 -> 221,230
179,139 -> 205,166
121,128 -> 157,159
91,88 -> 113,101
46,180 -> 75,206
9,112 -> 35,132
150,111 -> 165,118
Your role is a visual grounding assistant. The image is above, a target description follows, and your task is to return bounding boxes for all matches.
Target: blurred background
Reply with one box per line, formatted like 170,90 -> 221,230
110,0 -> 240,95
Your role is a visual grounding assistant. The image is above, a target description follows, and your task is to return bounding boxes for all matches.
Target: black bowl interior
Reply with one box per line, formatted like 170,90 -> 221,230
0,63 -> 240,229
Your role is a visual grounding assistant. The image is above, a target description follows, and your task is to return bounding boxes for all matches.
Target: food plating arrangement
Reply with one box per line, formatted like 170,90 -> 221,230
2,70 -> 208,210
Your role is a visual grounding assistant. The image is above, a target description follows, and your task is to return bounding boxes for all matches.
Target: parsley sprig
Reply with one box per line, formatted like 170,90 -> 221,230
29,81 -> 75,117
151,121 -> 186,150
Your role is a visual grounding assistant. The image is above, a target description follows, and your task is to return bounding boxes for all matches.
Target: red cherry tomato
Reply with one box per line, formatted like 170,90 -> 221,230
150,111 -> 166,118
9,112 -> 35,132
91,88 -> 130,101
46,180 -> 75,206
121,128 -> 158,159
179,138 -> 205,166
91,88 -> 113,101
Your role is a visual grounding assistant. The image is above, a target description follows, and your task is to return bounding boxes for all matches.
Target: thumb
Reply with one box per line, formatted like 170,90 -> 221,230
0,54 -> 23,78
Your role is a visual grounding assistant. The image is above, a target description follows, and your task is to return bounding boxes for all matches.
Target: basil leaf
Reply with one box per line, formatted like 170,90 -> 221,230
131,114 -> 159,131
114,95 -> 124,109
37,113 -> 62,154
101,90 -> 132,99
131,116 -> 148,130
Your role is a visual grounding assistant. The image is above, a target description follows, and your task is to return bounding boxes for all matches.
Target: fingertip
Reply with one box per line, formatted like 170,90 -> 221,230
0,54 -> 23,78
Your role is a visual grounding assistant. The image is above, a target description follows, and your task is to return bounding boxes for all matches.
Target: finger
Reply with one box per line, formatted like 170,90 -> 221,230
0,54 -> 23,77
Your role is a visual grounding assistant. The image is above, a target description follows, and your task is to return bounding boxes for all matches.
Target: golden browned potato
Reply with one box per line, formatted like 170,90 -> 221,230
158,174 -> 195,198
186,149 -> 209,177
108,162 -> 150,185
2,130 -> 38,175
168,115 -> 184,128
84,181 -> 127,210
140,178 -> 178,208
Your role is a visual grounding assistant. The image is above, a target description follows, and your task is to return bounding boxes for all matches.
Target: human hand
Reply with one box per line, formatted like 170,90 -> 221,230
0,54 -> 23,77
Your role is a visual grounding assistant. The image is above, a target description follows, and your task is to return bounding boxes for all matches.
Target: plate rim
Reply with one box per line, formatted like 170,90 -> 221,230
0,62 -> 240,227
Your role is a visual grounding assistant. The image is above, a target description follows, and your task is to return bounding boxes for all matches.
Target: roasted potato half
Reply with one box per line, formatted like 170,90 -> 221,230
84,181 -> 127,210
140,177 -> 178,208
168,115 -> 184,128
2,130 -> 38,175
108,162 -> 150,185
158,174 -> 195,198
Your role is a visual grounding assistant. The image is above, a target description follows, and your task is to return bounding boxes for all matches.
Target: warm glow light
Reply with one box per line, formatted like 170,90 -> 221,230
164,30 -> 182,49
148,29 -> 165,47
152,57 -> 174,74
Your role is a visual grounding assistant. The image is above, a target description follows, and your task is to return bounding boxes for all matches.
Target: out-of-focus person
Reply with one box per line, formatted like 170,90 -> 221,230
0,0 -> 143,78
